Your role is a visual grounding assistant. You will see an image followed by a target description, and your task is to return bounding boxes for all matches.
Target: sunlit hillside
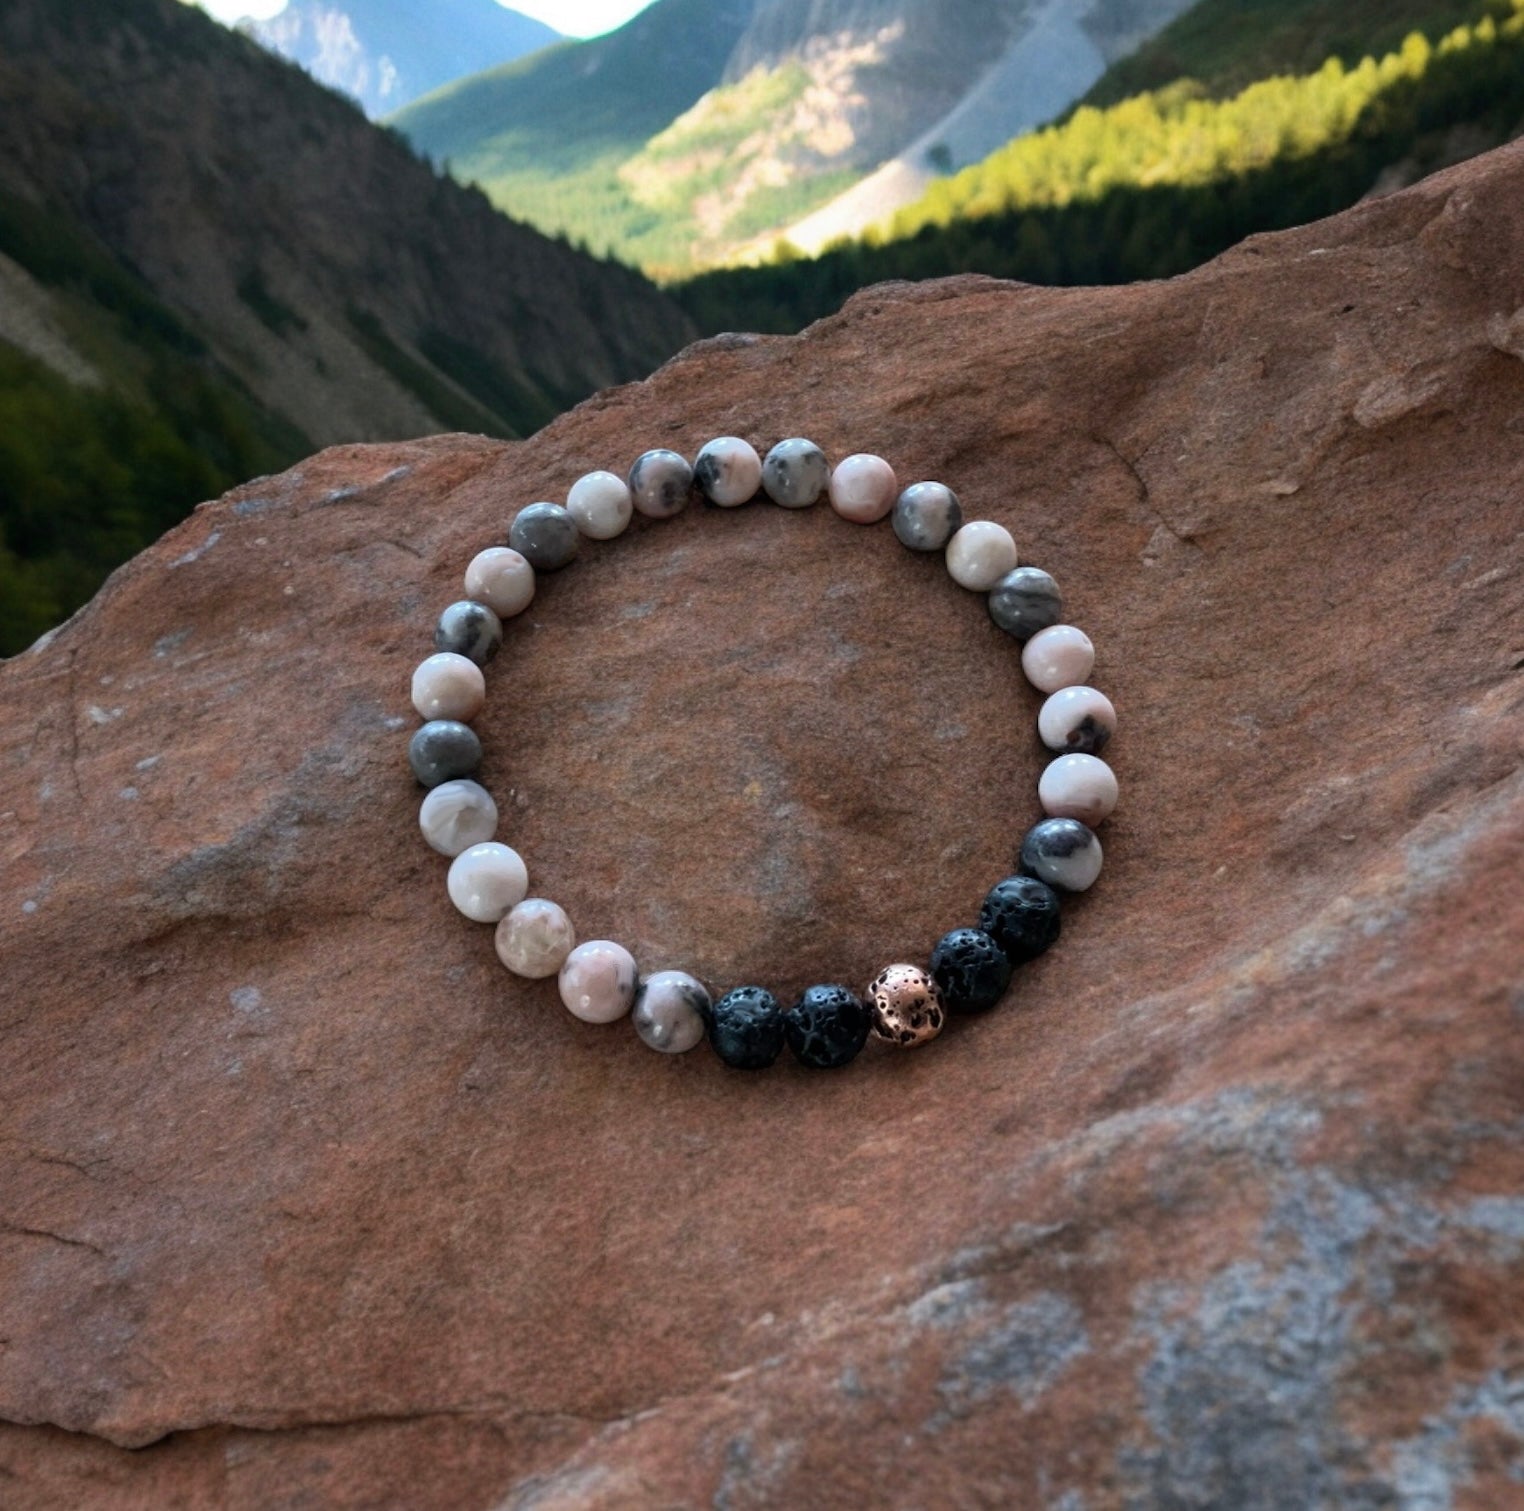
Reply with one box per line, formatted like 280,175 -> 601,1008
675,0 -> 1524,333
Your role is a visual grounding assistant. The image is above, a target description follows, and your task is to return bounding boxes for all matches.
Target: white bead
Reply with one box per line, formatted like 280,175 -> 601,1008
828,453 -> 898,524
695,437 -> 762,506
566,470 -> 633,540
464,547 -> 535,619
558,940 -> 639,1024
446,842 -> 528,923
419,779 -> 498,857
946,522 -> 1019,591
495,898 -> 575,979
1022,625 -> 1095,693
1038,754 -> 1118,827
411,652 -> 486,723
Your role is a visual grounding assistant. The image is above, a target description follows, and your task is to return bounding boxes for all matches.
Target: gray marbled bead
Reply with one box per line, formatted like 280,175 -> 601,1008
434,600 -> 503,665
1020,817 -> 1103,893
989,566 -> 1063,641
408,720 -> 482,788
893,482 -> 963,551
628,449 -> 693,519
509,502 -> 579,571
762,438 -> 830,508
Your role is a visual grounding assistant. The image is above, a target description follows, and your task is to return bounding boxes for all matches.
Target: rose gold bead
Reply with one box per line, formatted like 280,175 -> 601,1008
866,964 -> 946,1048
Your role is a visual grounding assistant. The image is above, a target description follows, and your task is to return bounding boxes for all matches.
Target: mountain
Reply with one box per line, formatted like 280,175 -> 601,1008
243,0 -> 560,118
393,0 -> 1199,275
0,0 -> 693,654
750,0 -> 1200,258
674,0 -> 1524,335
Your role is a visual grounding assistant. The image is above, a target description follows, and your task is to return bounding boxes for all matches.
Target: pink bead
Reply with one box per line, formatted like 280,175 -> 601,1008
828,454 -> 898,524
464,548 -> 535,620
1038,754 -> 1118,827
945,521 -> 1018,590
558,940 -> 639,1024
1022,625 -> 1095,694
496,899 -> 575,979
411,653 -> 485,723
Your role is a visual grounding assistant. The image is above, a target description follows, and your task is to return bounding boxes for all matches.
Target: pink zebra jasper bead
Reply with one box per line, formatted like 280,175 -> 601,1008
464,547 -> 535,620
496,898 -> 575,979
1038,686 -> 1116,755
628,450 -> 693,518
411,652 -> 486,723
946,521 -> 1018,590
632,970 -> 711,1054
828,453 -> 898,523
695,437 -> 762,507
1038,753 -> 1118,827
559,940 -> 639,1024
567,471 -> 633,540
1022,625 -> 1095,694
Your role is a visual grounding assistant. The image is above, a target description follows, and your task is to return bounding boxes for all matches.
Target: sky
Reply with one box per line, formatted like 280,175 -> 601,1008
200,0 -> 658,38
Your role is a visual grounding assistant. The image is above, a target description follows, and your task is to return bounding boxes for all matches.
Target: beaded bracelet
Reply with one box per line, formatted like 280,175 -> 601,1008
406,436 -> 1117,1071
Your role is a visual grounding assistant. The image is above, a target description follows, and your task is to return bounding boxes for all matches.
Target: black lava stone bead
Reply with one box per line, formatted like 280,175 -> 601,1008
408,719 -> 483,788
784,985 -> 871,1069
707,986 -> 786,1070
929,928 -> 1014,1014
978,875 -> 1062,964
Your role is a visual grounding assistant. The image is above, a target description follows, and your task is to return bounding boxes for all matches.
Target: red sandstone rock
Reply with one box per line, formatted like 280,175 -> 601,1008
1,142 -> 1522,1509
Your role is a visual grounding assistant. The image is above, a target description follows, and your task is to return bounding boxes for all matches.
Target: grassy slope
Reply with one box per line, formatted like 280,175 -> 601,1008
615,62 -> 864,274
1082,0 -> 1490,106
393,0 -> 754,270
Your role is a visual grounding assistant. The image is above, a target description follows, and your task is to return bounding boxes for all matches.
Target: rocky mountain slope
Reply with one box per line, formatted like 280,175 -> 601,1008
761,0 -> 1197,257
394,0 -> 1198,273
1,139 -> 1521,1506
0,0 -> 692,653
243,0 -> 560,118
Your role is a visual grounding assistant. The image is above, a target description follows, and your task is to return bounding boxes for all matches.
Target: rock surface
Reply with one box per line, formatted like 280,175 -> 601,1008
2,143 -> 1524,1508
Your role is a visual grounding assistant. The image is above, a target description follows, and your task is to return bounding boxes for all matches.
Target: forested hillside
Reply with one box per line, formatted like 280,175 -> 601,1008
1080,0 -> 1487,106
0,0 -> 691,656
677,0 -> 1524,334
